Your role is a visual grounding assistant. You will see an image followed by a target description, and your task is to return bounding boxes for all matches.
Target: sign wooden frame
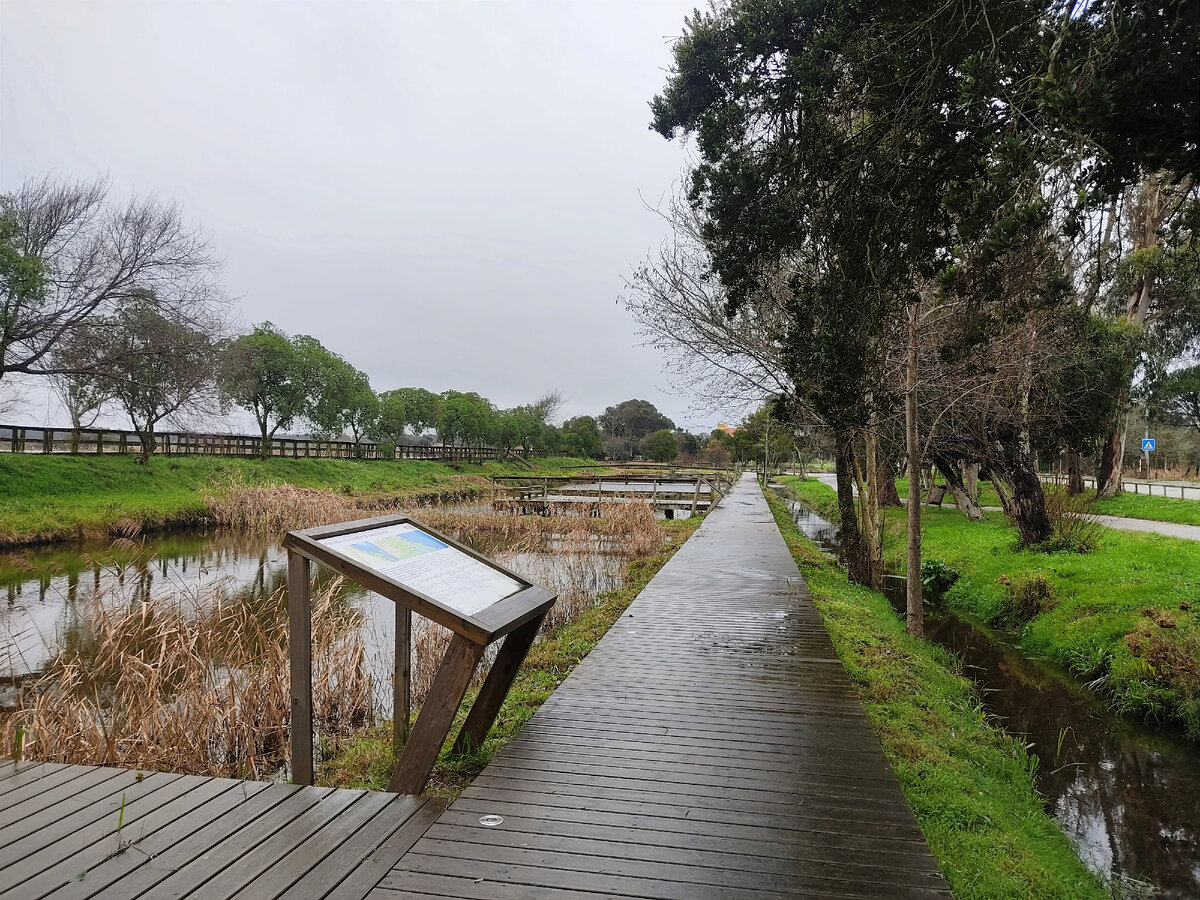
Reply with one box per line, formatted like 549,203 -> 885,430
284,513 -> 555,794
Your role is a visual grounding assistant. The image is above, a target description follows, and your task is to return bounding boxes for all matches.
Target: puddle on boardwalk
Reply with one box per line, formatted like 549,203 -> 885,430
774,487 -> 1200,899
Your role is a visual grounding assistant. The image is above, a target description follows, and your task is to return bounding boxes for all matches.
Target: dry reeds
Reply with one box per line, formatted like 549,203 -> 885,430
0,574 -> 374,780
2,485 -> 668,777
206,477 -> 359,533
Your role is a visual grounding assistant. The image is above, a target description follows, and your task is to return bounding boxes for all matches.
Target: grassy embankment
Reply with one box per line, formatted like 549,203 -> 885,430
1089,490 -> 1200,525
320,516 -> 703,797
0,454 -> 592,548
781,474 -> 1200,739
764,487 -> 1103,900
897,472 -> 1200,526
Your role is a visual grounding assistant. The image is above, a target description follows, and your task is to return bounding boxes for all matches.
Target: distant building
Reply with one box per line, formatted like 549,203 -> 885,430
716,422 -> 738,436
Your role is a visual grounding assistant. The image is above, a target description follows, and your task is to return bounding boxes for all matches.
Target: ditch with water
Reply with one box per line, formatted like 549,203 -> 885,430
776,489 -> 1200,899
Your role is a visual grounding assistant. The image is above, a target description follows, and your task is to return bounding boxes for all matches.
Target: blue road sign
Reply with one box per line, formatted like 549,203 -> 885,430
1142,438 -> 1156,452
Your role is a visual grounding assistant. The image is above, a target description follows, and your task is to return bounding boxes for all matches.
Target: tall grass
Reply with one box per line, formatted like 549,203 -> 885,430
1,495 -> 669,777
0,571 -> 373,780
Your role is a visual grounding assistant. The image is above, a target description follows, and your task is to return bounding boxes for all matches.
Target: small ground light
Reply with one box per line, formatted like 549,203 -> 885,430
479,815 -> 504,827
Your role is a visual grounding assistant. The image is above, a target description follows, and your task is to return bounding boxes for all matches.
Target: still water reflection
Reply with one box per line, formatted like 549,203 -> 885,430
0,525 -> 624,714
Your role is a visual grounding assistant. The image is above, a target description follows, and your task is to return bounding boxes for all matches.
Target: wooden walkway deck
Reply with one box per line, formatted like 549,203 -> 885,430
376,473 -> 951,898
0,761 -> 443,899
2,474 -> 949,898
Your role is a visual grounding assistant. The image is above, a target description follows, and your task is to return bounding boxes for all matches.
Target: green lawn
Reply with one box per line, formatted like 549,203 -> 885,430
0,454 -> 591,547
896,476 -> 1004,509
765,487 -> 1104,900
778,474 -> 1200,738
1089,490 -> 1200,525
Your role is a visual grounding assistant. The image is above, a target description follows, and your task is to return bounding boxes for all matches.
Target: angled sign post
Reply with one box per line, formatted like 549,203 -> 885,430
283,513 -> 555,794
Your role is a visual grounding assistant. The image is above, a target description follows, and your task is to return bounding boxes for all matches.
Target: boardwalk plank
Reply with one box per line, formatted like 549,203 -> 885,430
47,778 -> 261,900
376,474 -> 949,899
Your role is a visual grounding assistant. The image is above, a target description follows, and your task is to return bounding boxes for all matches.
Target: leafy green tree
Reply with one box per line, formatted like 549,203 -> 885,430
562,415 -> 603,458
218,322 -> 310,457
651,0 -> 1054,620
642,429 -> 679,463
1155,365 -> 1200,436
598,399 -> 674,458
294,336 -> 377,451
438,391 -> 497,448
377,387 -> 441,445
82,297 -> 218,462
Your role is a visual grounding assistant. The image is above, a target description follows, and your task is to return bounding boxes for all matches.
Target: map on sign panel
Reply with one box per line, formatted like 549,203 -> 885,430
316,522 -> 523,617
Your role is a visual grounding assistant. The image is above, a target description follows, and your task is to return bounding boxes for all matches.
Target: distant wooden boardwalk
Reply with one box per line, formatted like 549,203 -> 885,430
377,473 -> 951,898
2,474 -> 949,899
0,761 -> 443,899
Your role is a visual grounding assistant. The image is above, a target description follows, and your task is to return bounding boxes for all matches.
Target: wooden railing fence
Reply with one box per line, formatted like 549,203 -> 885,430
0,424 -> 514,463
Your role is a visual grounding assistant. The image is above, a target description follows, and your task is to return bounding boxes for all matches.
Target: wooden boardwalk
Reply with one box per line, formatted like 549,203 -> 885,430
0,761 -> 443,899
376,473 -> 951,898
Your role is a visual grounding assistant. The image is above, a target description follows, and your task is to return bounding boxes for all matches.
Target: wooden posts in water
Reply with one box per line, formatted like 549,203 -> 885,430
285,514 -> 554,795
287,553 -> 313,787
394,606 -> 412,750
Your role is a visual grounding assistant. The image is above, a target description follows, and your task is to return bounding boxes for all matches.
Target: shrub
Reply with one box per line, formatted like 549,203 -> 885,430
995,575 -> 1056,628
921,559 -> 960,600
1039,489 -> 1105,553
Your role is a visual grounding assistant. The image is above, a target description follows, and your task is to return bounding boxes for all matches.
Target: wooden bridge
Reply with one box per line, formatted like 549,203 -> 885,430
490,473 -> 732,518
1,474 -> 948,898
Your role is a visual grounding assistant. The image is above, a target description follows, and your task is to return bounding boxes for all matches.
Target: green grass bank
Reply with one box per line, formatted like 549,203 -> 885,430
320,516 -> 703,797
0,453 -> 592,548
779,474 -> 1200,739
765,486 -> 1104,899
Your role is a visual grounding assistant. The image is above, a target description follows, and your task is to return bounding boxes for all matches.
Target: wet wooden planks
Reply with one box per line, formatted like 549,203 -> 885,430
379,473 -> 951,899
0,760 -> 444,899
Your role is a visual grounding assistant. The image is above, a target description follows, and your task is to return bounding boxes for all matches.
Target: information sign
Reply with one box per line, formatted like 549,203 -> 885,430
1143,438 -> 1156,452
283,513 -> 554,795
315,521 -> 522,617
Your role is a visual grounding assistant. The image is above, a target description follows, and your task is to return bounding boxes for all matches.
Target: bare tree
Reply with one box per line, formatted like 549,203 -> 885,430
622,198 -> 797,412
0,174 -> 223,384
47,330 -> 112,452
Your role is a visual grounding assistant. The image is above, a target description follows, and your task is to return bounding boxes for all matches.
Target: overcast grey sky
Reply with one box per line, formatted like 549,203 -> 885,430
1,0 -> 748,433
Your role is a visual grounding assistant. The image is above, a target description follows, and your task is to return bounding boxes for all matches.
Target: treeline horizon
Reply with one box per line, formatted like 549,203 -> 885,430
0,175 -> 723,463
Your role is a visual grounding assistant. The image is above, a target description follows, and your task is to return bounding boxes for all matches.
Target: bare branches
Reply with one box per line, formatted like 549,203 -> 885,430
1,174 -> 225,381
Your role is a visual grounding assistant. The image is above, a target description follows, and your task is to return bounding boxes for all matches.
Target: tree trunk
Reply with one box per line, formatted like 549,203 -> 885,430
994,441 -> 1051,545
834,428 -> 871,587
876,448 -> 902,507
933,454 -> 985,521
859,427 -> 883,590
905,303 -> 924,638
137,429 -> 156,464
963,462 -> 980,503
1066,448 -> 1085,495
1096,403 -> 1128,498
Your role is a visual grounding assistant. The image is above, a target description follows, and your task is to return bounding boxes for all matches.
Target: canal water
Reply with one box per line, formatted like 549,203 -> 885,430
775,489 -> 1200,899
